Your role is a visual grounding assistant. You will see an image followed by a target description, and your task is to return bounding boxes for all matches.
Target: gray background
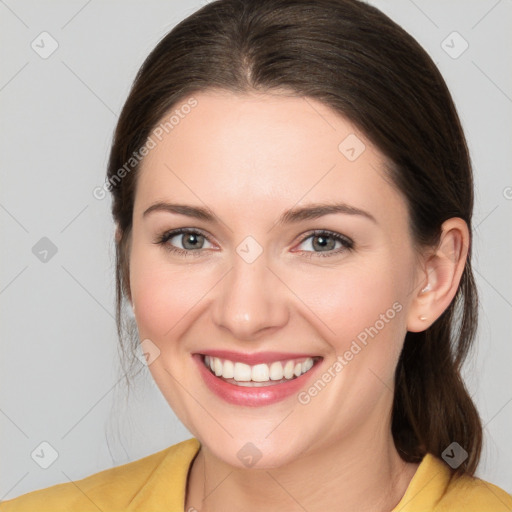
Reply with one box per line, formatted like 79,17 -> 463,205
1,0 -> 511,500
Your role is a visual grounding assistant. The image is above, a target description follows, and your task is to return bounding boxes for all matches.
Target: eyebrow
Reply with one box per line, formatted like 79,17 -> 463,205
142,201 -> 377,224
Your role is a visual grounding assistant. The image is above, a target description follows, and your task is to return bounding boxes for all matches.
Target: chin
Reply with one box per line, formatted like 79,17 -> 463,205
197,431 -> 309,470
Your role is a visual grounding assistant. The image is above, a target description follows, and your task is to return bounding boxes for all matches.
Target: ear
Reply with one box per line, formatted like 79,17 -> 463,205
407,218 -> 470,332
115,224 -> 123,244
115,224 -> 134,307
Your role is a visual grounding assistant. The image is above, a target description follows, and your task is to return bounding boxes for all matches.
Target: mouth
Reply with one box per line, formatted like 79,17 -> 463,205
193,351 -> 323,406
202,354 -> 321,387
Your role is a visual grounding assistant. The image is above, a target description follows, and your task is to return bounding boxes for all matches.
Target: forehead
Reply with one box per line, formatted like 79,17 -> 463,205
135,90 -> 407,228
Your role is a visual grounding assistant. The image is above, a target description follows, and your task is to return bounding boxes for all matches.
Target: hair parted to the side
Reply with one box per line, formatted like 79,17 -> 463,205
107,0 -> 482,475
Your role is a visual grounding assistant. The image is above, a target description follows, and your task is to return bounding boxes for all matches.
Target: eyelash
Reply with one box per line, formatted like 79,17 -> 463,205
154,228 -> 354,258
154,228 -> 210,258
153,228 -> 354,259
296,230 -> 354,258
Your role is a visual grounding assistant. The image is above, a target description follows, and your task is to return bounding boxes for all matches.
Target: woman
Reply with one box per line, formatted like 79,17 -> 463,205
2,0 -> 510,510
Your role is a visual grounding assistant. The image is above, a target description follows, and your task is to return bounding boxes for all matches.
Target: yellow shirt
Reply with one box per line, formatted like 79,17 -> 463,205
1,438 -> 510,511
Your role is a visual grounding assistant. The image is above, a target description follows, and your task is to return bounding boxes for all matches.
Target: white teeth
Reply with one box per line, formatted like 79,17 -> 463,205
222,359 -> 234,379
252,363 -> 269,382
302,358 -> 314,373
233,362 -> 252,381
203,356 -> 317,383
284,360 -> 295,379
269,361 -> 284,380
214,357 -> 223,376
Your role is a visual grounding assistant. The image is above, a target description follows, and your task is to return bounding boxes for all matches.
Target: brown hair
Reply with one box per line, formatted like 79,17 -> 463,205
107,0 -> 482,475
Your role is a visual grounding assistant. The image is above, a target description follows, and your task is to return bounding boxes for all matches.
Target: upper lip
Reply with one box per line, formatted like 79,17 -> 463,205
196,350 -> 322,365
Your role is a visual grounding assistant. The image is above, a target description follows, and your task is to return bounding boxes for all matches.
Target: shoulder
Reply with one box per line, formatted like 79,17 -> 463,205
395,452 -> 512,512
437,471 -> 512,512
0,438 -> 200,512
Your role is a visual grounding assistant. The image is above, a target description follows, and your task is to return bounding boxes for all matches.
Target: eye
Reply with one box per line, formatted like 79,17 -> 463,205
154,228 -> 215,256
154,228 -> 354,258
294,230 -> 354,257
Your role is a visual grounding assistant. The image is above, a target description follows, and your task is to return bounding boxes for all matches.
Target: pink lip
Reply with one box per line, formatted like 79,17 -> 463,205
197,350 -> 319,365
193,354 -> 322,407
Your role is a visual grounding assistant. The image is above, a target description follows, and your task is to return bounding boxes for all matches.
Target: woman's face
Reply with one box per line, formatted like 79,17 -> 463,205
129,90 -> 423,468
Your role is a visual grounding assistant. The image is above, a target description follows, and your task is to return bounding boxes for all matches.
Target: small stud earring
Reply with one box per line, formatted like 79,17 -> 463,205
421,283 -> 432,293
419,315 -> 427,321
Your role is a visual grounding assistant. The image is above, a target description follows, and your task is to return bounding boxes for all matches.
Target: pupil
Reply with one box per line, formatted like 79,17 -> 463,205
183,233 -> 203,249
313,235 -> 334,251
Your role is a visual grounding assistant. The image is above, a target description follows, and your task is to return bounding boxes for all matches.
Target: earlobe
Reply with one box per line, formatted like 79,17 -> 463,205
127,300 -> 136,318
407,218 -> 470,333
116,224 -> 134,306
115,225 -> 123,244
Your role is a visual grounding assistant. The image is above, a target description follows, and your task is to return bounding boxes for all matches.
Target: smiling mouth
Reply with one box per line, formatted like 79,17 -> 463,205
201,355 -> 322,387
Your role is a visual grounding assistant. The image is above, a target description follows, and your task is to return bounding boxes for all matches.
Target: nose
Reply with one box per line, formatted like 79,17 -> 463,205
211,253 -> 290,341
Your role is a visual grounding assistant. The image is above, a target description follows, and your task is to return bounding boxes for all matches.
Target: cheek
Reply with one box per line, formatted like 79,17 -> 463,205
285,258 -> 410,402
289,259 -> 405,344
129,243 -> 211,340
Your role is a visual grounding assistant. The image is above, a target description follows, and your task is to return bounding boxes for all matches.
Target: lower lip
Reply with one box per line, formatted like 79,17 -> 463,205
193,354 -> 321,407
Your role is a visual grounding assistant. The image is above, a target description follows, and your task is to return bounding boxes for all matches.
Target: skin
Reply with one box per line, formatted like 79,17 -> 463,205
127,90 -> 469,512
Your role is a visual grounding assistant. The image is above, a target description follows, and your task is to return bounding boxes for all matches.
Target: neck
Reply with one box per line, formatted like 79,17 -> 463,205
185,421 -> 419,512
